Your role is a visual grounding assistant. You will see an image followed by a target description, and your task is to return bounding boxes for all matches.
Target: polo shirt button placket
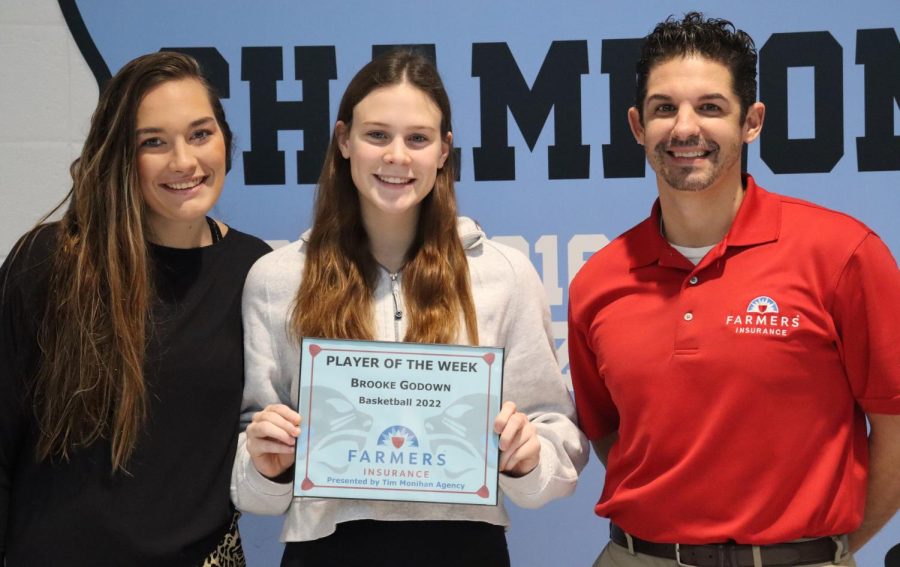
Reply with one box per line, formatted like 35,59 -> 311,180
673,269 -> 701,351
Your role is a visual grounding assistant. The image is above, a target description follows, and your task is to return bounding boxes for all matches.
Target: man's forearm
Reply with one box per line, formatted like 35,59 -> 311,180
848,413 -> 900,552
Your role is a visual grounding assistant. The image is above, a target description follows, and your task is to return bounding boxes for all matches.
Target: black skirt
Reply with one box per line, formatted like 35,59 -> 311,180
281,520 -> 510,567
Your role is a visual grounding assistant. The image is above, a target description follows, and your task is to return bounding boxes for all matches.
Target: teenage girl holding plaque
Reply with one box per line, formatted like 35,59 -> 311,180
0,52 -> 270,565
232,50 -> 588,566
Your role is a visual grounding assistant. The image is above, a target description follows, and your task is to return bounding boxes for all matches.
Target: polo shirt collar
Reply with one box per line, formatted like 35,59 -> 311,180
726,175 -> 781,247
628,174 -> 782,270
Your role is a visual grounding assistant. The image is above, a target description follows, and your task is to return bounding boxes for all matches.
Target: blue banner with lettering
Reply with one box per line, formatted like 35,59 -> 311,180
61,0 -> 900,564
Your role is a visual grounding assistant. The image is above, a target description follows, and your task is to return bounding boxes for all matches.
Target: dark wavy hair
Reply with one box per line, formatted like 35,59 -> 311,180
31,51 -> 231,472
635,12 -> 758,123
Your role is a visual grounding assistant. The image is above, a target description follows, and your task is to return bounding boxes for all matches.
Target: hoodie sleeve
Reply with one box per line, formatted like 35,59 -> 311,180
480,240 -> 589,508
231,246 -> 298,516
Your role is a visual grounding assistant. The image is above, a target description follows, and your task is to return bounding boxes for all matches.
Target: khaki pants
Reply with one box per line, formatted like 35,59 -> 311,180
593,541 -> 856,567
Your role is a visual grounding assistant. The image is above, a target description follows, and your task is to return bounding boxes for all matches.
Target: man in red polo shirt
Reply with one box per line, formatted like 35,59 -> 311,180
568,12 -> 900,567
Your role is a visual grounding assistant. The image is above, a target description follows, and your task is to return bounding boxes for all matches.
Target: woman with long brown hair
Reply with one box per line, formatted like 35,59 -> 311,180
232,50 -> 587,566
0,52 -> 269,565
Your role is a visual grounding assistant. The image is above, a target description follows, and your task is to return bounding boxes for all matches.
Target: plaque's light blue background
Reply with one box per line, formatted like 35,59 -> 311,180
67,1 -> 900,565
294,338 -> 503,505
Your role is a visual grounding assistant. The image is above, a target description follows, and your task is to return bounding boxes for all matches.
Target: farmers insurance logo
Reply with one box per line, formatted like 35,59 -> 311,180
347,426 -> 447,466
725,295 -> 801,338
377,426 -> 419,449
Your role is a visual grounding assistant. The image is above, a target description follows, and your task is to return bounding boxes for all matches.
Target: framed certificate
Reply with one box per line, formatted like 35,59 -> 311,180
293,337 -> 504,506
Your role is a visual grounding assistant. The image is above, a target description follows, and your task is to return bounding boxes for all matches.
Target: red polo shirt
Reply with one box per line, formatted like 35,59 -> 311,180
568,175 -> 900,544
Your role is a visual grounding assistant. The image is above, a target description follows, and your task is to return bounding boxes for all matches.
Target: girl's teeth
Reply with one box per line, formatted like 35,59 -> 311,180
166,178 -> 203,190
378,175 -> 411,184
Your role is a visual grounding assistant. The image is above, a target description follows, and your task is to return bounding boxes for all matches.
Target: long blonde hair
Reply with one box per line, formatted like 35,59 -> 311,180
291,50 -> 478,345
30,52 -> 232,471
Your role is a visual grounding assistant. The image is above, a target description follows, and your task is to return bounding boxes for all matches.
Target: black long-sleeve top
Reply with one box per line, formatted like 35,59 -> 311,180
0,224 -> 270,566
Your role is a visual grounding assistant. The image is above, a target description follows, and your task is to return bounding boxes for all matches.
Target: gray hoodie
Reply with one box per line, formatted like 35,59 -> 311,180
231,217 -> 588,542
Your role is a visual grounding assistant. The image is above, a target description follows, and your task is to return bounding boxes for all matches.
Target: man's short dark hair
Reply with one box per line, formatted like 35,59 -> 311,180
635,12 -> 758,123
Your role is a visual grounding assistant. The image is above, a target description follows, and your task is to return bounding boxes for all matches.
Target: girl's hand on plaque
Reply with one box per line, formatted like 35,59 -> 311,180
494,401 -> 540,477
246,404 -> 302,480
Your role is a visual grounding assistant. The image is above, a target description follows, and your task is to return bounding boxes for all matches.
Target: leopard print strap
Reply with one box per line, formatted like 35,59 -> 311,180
200,511 -> 246,567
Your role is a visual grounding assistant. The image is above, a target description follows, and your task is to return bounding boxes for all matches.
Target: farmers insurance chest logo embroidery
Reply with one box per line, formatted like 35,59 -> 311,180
725,295 -> 801,337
